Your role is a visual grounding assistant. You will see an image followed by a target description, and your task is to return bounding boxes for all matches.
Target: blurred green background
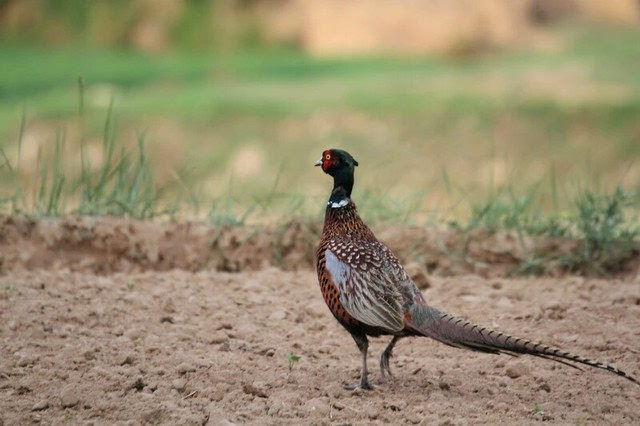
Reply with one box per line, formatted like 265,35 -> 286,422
1,0 -> 639,226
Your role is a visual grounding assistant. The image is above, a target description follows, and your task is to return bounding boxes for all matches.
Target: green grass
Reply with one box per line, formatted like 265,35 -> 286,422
1,24 -> 640,241
1,93 -> 638,276
460,186 -> 640,276
0,86 -> 175,218
2,24 -> 640,129
287,353 -> 301,371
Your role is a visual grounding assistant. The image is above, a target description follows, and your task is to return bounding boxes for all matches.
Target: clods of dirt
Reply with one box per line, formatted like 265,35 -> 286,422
3,216 -> 638,278
1,268 -> 639,424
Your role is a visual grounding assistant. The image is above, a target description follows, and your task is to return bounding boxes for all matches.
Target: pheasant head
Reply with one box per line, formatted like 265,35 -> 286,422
315,149 -> 359,201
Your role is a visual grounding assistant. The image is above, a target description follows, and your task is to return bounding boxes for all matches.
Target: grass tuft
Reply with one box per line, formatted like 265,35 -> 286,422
1,103 -> 173,219
565,187 -> 640,275
463,186 -> 640,276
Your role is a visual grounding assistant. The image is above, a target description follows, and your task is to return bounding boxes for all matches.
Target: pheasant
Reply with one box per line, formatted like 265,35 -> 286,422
314,148 -> 639,390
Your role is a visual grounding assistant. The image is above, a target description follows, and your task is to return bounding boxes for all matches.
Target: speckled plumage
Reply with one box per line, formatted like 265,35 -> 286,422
314,149 -> 639,390
317,201 -> 423,335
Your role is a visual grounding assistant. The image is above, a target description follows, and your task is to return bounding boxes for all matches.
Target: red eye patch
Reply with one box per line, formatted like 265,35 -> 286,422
322,150 -> 335,171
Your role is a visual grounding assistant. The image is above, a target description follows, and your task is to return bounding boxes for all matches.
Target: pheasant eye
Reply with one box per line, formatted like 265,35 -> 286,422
325,154 -> 331,160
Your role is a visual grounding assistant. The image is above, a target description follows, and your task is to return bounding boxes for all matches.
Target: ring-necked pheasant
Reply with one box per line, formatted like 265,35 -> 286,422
315,148 -> 639,390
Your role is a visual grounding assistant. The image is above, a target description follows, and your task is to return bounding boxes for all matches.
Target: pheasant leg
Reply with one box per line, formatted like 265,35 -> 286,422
345,334 -> 373,390
380,335 -> 402,379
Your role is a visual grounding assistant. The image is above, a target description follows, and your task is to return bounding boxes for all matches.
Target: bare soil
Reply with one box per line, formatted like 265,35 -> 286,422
2,216 -> 638,279
1,218 -> 640,425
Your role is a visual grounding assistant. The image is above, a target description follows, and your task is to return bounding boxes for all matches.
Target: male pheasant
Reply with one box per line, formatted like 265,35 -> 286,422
315,148 -> 639,390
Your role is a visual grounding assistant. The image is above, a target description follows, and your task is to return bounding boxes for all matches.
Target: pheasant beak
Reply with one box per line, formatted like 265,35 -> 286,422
314,158 -> 323,167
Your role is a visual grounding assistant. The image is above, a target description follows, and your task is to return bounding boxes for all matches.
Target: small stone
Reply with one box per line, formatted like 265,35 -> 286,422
55,371 -> 69,380
538,383 -> 551,392
177,363 -> 196,374
16,352 -> 36,367
209,389 -> 225,402
368,408 -> 380,420
31,400 -> 49,411
242,383 -> 268,398
351,387 -> 365,396
162,299 -> 176,313
267,403 -> 281,416
119,354 -> 135,366
8,321 -> 17,331
208,331 -> 228,344
533,410 -> 553,422
124,328 -> 142,340
172,379 -> 187,392
505,362 -> 529,379
60,385 -> 81,408
438,381 -> 450,391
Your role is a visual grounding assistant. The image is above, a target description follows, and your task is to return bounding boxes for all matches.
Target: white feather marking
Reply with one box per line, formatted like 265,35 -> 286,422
325,249 -> 350,284
328,198 -> 349,208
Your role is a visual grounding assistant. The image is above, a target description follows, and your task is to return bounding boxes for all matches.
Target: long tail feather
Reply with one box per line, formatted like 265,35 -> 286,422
407,304 -> 640,386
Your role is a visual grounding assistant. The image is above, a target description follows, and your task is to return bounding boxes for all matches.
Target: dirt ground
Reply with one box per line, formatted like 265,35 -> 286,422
3,216 -> 638,279
1,217 -> 640,425
1,263 -> 639,425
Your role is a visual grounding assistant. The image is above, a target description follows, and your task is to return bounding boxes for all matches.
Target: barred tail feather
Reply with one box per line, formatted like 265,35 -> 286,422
408,304 -> 640,386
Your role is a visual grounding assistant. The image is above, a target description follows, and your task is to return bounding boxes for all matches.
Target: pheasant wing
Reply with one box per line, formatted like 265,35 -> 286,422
324,240 -> 405,333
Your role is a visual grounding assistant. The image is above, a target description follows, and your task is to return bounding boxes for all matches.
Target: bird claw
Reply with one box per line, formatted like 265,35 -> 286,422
344,382 -> 374,391
381,367 -> 394,381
